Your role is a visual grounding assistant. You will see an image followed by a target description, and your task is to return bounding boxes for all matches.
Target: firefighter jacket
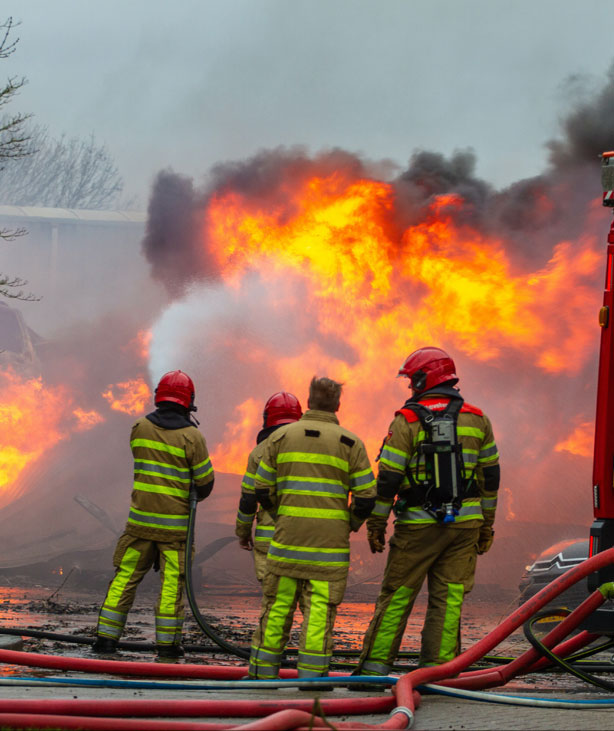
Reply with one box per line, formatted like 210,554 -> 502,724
253,409 -> 377,581
126,413 -> 214,542
235,432 -> 277,555
368,390 -> 499,533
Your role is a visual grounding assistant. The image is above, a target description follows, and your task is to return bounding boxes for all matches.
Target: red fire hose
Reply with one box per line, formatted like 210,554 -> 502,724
1,548 -> 613,730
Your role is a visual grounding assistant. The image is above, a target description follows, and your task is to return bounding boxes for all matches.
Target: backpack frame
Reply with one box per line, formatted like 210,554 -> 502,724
400,396 -> 470,523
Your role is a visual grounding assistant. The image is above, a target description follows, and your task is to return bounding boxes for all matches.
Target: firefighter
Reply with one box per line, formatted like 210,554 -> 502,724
92,370 -> 214,659
248,377 -> 377,682
235,392 -> 303,582
352,347 -> 500,680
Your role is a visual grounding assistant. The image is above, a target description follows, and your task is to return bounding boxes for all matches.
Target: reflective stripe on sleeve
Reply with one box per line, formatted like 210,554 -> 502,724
256,460 -> 276,485
192,458 -> 213,479
379,444 -> 409,470
349,468 -> 376,491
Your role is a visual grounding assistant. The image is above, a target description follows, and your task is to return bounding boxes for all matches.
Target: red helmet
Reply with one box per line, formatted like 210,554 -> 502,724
397,347 -> 458,393
263,392 -> 302,428
155,370 -> 195,409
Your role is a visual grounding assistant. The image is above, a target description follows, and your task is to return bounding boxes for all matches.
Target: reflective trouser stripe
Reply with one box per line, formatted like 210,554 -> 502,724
297,579 -> 332,678
106,547 -> 141,607
97,545 -> 142,640
249,575 -> 298,679
439,583 -> 464,663
156,549 -> 184,646
357,524 -> 478,671
367,585 -> 414,675
97,607 -> 127,641
96,534 -> 186,646
249,573 -> 346,679
156,614 -> 183,646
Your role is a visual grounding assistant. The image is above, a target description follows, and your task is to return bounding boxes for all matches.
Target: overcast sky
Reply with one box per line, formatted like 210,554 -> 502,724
4,0 -> 613,205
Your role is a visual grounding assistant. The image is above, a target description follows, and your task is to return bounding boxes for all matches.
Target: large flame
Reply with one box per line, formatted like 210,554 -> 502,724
0,371 -> 104,508
204,173 -> 602,467
102,376 -> 151,416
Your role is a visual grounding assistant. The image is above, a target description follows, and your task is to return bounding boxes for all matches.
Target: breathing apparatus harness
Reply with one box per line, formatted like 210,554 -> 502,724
394,387 -> 473,524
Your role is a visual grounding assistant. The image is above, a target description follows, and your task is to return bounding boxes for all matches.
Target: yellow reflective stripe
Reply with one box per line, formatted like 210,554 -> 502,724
278,475 -> 344,485
379,456 -> 406,470
382,444 -> 410,459
159,549 -> 180,615
439,583 -> 464,662
263,575 -> 298,651
131,438 -> 185,457
304,580 -> 329,653
370,585 -> 414,662
133,480 -> 190,498
349,467 -> 373,479
457,426 -> 485,439
135,458 -> 190,473
135,468 -> 191,483
277,452 -> 348,471
278,489 -> 347,499
268,555 -> 349,567
270,540 -> 348,554
107,547 -> 141,608
277,505 -> 349,521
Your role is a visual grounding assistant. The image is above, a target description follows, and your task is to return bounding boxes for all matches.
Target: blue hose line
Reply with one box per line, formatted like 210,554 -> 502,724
422,684 -> 614,708
0,675 -> 397,691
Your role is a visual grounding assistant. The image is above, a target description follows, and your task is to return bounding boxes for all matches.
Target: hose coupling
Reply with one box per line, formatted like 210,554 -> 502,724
390,705 -> 414,729
598,581 -> 614,600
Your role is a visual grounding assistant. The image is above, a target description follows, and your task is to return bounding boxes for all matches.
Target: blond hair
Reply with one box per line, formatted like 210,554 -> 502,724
308,376 -> 343,412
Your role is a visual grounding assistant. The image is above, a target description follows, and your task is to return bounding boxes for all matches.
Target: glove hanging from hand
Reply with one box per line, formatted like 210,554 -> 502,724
367,528 -> 386,554
476,526 -> 494,555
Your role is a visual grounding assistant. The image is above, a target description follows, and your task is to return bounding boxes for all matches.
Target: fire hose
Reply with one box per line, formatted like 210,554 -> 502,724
184,494 -> 251,660
1,548 -> 614,730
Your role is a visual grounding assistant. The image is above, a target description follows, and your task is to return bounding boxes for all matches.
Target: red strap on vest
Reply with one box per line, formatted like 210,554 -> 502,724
396,398 -> 483,423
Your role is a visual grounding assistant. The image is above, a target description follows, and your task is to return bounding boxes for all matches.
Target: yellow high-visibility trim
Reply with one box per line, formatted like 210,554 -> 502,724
133,481 -> 190,497
278,489 -> 346,499
131,438 -> 185,457
159,549 -> 180,615
457,427 -> 485,439
107,547 -> 141,608
135,458 -> 190,473
277,505 -> 349,520
268,555 -> 349,567
277,452 -> 348,471
135,468 -> 192,483
271,540 -> 349,554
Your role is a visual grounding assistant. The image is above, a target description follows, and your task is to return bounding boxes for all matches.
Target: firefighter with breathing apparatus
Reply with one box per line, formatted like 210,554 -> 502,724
352,347 -> 500,680
235,392 -> 303,582
92,370 -> 214,659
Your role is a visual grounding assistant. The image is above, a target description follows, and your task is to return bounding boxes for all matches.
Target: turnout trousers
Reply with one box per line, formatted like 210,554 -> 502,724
95,532 -> 188,649
249,571 -> 347,678
358,524 -> 479,673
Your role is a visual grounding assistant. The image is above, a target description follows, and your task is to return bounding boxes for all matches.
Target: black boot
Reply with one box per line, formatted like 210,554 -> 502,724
91,637 -> 118,654
157,644 -> 185,660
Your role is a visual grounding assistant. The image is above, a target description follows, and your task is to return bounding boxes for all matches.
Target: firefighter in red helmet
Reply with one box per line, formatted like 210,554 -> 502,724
235,392 -> 303,582
248,377 -> 377,682
92,370 -> 214,659
351,347 -> 500,683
